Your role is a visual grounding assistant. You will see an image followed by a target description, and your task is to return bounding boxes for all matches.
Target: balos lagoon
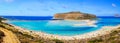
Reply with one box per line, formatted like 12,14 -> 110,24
2,12 -> 120,40
0,0 -> 120,43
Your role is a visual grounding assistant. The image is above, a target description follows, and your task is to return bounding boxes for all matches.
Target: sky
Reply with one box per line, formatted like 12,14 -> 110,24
0,0 -> 120,16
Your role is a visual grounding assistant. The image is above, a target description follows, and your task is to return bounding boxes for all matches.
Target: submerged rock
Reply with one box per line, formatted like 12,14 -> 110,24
53,12 -> 96,20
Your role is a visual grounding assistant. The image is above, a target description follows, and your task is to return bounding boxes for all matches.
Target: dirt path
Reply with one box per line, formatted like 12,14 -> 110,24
0,27 -> 20,43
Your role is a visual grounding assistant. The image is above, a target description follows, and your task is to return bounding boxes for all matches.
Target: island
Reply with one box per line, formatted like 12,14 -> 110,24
53,12 -> 96,20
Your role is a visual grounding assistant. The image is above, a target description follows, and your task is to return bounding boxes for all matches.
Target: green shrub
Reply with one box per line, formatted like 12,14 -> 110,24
52,39 -> 63,43
117,27 -> 120,29
108,36 -> 117,40
36,40 -> 44,43
89,39 -> 103,43
110,30 -> 119,36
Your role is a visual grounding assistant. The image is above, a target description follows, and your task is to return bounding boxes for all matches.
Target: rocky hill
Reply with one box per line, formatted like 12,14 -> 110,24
54,12 -> 96,20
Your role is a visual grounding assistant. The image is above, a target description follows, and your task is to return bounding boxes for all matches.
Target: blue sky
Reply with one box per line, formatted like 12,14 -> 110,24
0,0 -> 120,16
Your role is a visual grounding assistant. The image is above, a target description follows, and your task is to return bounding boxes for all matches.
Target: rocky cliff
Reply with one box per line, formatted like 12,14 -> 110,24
54,12 -> 96,20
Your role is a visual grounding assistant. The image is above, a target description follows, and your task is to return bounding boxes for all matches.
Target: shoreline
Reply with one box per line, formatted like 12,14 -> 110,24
8,23 -> 120,40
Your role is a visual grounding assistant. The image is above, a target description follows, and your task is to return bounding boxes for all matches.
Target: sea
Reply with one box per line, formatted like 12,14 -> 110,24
2,16 -> 120,36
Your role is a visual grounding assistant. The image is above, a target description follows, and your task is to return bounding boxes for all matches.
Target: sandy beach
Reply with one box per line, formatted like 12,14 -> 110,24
10,23 -> 120,40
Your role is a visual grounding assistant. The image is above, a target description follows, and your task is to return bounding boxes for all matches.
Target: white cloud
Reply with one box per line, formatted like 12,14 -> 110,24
112,3 -> 117,7
4,0 -> 14,3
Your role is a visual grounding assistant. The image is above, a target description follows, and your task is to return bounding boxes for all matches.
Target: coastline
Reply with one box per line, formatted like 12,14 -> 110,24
8,22 -> 120,40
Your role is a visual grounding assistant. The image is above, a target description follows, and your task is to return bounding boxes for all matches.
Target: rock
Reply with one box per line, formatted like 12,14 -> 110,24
0,30 -> 5,37
0,30 -> 5,42
53,12 -> 96,20
0,16 -> 7,22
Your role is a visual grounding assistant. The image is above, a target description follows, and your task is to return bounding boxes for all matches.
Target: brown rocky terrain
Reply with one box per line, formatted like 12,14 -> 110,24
0,30 -> 4,43
54,12 -> 96,20
0,27 -> 20,43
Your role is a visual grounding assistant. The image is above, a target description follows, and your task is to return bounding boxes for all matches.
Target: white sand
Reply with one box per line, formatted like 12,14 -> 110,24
10,23 -> 120,40
47,20 -> 97,27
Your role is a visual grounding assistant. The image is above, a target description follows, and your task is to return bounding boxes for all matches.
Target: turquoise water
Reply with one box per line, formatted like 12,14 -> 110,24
8,17 -> 120,36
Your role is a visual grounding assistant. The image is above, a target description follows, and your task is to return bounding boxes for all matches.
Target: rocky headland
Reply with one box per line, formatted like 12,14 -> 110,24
54,12 -> 96,20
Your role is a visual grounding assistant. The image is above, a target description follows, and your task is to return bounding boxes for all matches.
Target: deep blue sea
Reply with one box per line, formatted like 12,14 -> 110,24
3,16 -> 53,20
3,16 -> 120,36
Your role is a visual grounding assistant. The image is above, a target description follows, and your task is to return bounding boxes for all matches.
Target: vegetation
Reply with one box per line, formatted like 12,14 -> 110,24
52,39 -> 63,43
88,38 -> 103,43
88,29 -> 120,43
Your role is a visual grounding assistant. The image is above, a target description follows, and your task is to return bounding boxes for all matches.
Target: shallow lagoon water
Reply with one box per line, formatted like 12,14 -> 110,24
7,17 -> 120,36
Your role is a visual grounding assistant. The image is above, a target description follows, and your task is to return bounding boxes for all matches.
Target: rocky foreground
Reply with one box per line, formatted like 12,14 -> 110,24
54,12 -> 96,20
0,30 -> 4,42
0,27 -> 20,43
